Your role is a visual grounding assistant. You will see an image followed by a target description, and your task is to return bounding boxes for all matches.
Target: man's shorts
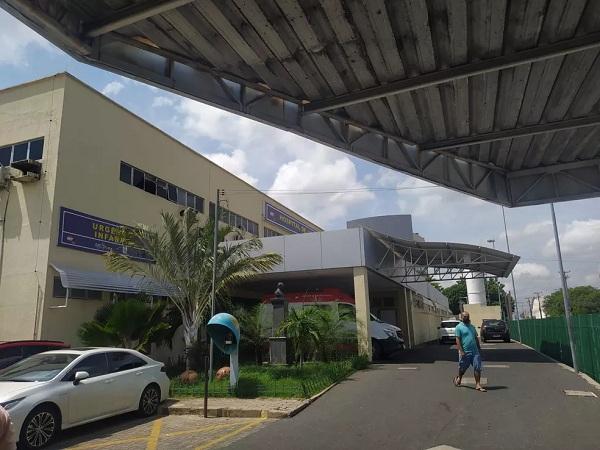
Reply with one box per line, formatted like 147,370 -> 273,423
459,352 -> 482,373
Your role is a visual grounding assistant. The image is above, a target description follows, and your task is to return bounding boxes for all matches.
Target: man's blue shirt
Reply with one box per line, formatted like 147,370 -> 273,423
455,322 -> 479,355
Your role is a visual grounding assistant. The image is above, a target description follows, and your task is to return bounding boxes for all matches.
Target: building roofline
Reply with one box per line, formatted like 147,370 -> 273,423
2,72 -> 322,231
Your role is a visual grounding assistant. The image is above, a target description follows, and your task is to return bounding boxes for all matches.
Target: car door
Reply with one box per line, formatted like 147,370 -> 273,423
63,353 -> 112,424
106,351 -> 148,412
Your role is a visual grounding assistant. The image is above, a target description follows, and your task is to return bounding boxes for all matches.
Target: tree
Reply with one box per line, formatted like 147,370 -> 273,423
278,307 -> 321,367
105,208 -> 282,371
235,304 -> 270,365
313,308 -> 353,362
543,286 -> 600,317
78,298 -> 170,353
442,280 -> 467,315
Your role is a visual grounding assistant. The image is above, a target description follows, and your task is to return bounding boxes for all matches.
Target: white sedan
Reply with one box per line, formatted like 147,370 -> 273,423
0,347 -> 170,449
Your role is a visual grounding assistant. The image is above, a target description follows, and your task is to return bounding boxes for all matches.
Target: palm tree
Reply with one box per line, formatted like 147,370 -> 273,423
278,307 -> 322,367
104,208 -> 282,370
236,304 -> 270,365
313,308 -> 353,362
78,298 -> 170,353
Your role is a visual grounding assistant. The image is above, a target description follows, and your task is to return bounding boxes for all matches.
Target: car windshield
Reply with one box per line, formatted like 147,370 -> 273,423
0,353 -> 79,382
441,321 -> 459,328
484,320 -> 505,327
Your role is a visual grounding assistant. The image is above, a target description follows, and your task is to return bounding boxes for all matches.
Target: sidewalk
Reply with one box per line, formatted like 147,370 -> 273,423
163,397 -> 308,418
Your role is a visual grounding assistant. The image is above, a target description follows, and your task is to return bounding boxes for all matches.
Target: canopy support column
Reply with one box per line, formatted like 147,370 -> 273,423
353,267 -> 371,360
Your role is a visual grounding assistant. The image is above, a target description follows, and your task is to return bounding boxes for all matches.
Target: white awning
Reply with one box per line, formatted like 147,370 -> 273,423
50,264 -> 170,297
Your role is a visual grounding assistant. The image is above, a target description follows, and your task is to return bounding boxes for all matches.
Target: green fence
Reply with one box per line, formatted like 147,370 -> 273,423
510,314 -> 600,383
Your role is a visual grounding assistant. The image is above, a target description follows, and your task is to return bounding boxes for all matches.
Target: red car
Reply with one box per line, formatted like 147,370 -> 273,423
0,340 -> 70,369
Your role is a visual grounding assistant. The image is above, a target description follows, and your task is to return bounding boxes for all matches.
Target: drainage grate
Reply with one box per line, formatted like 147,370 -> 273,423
397,367 -> 419,370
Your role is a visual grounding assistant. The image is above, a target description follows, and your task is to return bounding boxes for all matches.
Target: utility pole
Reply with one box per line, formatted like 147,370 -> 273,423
209,189 -> 225,381
487,239 -> 503,319
550,203 -> 578,372
502,206 -> 522,340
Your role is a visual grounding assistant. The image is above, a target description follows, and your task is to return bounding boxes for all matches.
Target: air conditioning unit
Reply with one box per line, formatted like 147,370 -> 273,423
0,166 -> 10,189
8,159 -> 42,183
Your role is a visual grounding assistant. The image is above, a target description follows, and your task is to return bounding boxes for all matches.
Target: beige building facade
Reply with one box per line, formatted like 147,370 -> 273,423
0,73 -> 320,346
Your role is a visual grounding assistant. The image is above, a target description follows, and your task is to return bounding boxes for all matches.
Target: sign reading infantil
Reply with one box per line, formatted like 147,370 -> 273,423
264,202 -> 316,234
58,207 -> 152,262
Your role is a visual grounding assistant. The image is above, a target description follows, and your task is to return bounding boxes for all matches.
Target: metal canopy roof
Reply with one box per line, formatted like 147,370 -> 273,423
4,0 -> 600,206
51,264 -> 170,297
366,229 -> 520,283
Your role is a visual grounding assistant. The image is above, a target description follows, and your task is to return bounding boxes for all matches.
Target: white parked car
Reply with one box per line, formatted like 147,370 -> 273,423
438,319 -> 461,344
0,348 -> 170,449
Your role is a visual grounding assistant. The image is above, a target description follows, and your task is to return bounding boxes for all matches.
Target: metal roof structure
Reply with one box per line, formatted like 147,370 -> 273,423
366,229 -> 520,283
4,0 -> 600,206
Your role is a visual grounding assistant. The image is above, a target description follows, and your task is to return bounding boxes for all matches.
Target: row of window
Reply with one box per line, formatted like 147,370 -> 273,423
0,138 -> 44,166
120,162 -> 205,213
209,202 -> 259,237
264,227 -> 283,237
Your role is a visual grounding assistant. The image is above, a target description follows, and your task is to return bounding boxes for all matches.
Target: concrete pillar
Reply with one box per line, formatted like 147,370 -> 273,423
353,266 -> 372,359
394,288 -> 412,349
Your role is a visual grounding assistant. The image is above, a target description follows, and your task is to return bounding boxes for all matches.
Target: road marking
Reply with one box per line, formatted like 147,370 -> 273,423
426,446 -> 463,450
195,418 -> 265,450
486,364 -> 510,368
162,421 -> 250,438
397,367 -> 419,370
564,390 -> 598,398
68,436 -> 148,449
460,377 -> 488,385
146,418 -> 163,450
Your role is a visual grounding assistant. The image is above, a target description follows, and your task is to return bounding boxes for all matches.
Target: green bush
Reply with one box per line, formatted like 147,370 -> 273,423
350,354 -> 370,370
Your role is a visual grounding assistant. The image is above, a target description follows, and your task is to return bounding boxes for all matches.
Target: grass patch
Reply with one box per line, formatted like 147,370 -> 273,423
170,358 -> 367,399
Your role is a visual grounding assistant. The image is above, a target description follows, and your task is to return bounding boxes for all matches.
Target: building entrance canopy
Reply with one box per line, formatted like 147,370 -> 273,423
367,229 -> 519,283
3,0 -> 600,207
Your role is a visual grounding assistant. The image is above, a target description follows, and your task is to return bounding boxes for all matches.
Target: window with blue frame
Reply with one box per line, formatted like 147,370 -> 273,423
119,161 -> 205,214
0,138 -> 44,166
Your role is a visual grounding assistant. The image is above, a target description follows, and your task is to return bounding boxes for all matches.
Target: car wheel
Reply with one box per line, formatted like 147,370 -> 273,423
481,337 -> 486,343
439,338 -> 443,344
20,404 -> 60,449
372,340 -> 384,361
504,336 -> 511,343
138,384 -> 161,417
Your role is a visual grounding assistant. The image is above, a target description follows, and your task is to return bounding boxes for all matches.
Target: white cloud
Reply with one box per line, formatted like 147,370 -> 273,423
554,219 -> 600,255
205,149 -> 258,186
0,10 -> 55,66
513,262 -> 551,280
152,96 -> 175,108
269,149 -> 374,226
101,81 -> 124,97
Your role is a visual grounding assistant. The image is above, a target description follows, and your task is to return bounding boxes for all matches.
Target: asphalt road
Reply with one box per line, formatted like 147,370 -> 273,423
226,342 -> 600,450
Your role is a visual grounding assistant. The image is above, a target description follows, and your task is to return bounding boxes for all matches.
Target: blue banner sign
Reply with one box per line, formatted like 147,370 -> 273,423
58,207 -> 152,262
264,202 -> 316,234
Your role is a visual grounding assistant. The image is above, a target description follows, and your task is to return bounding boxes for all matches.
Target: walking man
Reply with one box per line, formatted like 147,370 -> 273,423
453,312 -> 486,392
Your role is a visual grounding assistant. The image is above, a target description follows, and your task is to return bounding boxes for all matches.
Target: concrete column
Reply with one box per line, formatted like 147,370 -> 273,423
394,288 -> 412,349
407,288 -> 416,348
353,266 -> 372,359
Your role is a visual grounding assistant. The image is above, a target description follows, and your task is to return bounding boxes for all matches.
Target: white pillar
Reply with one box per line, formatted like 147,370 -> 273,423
353,267 -> 372,359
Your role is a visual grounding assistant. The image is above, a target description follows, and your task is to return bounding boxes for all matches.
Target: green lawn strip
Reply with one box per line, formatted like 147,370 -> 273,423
170,358 -> 366,399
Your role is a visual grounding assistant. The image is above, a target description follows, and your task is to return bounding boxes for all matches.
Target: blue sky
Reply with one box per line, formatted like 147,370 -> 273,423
1,10 -> 599,313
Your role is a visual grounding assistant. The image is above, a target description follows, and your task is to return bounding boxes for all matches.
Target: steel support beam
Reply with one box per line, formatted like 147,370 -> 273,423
85,0 -> 196,37
303,31 -> 600,113
83,34 -> 508,205
421,116 -> 600,151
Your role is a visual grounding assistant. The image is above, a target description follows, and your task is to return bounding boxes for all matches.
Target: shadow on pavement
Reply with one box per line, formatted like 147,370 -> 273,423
46,412 -> 161,449
378,342 -> 552,364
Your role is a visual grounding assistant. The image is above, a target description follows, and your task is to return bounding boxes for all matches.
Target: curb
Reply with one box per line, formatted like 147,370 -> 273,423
514,341 -> 600,391
287,379 -> 341,417
163,378 -> 344,419
161,402 -> 294,419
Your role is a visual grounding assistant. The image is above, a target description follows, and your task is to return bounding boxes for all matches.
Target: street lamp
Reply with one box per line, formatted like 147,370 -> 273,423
486,239 -> 503,319
501,206 -> 522,341
209,189 -> 226,381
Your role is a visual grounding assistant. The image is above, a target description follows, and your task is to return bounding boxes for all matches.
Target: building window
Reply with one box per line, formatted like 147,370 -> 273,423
52,277 -> 102,300
264,227 -> 282,237
119,161 -> 204,214
209,202 -> 258,237
0,138 -> 44,166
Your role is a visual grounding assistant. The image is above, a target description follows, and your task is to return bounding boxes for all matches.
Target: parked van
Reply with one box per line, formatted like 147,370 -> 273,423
261,288 -> 405,359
